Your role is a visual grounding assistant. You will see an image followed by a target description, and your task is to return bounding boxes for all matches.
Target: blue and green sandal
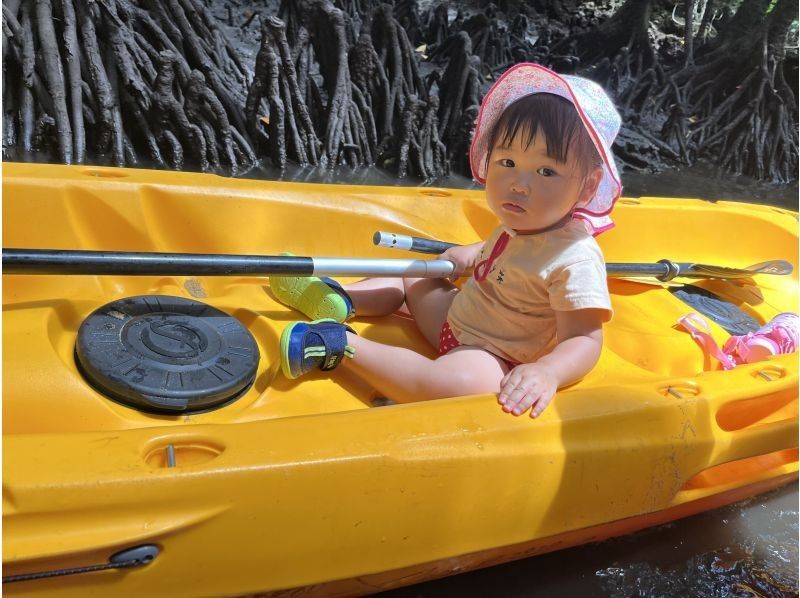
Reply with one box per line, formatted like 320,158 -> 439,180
280,319 -> 356,379
269,254 -> 355,323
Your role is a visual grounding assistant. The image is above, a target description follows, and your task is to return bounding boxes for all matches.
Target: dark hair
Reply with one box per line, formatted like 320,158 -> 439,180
484,93 -> 602,176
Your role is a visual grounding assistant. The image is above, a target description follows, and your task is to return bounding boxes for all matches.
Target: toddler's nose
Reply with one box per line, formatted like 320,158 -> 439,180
510,175 -> 531,196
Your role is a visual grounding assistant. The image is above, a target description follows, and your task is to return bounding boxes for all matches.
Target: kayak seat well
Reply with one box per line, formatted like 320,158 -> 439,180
3,166 -> 797,436
0,273 -> 773,435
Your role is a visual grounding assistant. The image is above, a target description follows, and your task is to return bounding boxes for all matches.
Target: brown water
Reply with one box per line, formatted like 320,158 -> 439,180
621,164 -> 799,211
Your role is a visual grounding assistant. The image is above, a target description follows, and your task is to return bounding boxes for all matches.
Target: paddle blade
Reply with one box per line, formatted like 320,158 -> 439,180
686,260 -> 794,279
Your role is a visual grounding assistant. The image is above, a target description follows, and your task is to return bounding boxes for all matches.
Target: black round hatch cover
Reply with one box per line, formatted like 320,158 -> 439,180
76,295 -> 260,414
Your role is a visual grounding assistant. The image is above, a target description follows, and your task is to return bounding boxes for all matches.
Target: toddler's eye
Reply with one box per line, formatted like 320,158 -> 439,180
537,167 -> 557,177
499,158 -> 515,168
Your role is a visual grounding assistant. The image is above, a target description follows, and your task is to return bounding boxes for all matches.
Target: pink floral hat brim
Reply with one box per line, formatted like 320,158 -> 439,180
469,63 -> 622,236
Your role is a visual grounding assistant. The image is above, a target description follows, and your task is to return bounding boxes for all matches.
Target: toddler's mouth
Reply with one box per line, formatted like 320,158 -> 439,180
502,202 -> 526,213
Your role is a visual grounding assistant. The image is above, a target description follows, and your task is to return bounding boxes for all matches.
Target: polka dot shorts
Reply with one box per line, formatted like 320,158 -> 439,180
438,321 -> 462,356
438,321 -> 518,370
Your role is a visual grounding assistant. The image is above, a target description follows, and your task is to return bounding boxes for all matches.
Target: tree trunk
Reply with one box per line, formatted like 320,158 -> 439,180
767,0 -> 799,57
715,0 -> 770,47
684,0 -> 695,65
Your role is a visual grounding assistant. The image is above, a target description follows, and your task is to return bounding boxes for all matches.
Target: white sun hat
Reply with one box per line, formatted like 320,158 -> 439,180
469,63 -> 622,235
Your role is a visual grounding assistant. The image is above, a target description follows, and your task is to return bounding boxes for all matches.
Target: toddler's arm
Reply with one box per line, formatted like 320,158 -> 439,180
439,241 -> 485,281
498,308 -> 605,418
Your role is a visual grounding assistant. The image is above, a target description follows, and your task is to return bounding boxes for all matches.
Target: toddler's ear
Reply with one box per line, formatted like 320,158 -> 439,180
578,167 -> 603,206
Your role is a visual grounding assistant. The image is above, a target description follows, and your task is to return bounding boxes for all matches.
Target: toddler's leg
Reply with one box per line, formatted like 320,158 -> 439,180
343,276 -> 458,320
342,278 -> 406,317
402,277 -> 460,348
280,274 -> 504,400
340,337 -> 508,402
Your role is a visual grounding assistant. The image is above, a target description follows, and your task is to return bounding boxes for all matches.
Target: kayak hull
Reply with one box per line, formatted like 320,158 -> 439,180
298,467 -> 797,597
3,163 -> 797,596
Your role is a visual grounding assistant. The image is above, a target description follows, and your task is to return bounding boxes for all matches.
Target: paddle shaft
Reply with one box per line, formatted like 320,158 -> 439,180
2,249 -> 456,278
4,245 -> 791,281
372,231 -> 459,254
0,248 -> 709,281
372,231 -> 793,281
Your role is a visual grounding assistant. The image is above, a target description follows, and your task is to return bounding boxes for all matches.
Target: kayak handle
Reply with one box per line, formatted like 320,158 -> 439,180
2,544 -> 159,584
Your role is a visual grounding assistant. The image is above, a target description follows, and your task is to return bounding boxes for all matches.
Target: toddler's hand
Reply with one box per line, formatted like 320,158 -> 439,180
438,242 -> 483,282
438,247 -> 469,281
498,363 -> 558,418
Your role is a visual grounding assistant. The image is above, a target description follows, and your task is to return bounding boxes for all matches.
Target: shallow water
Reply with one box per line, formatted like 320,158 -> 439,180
621,164 -> 799,211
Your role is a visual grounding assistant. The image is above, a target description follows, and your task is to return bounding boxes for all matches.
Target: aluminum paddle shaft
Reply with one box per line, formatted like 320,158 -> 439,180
373,232 -> 793,281
2,249 -> 456,278
3,248 -> 793,282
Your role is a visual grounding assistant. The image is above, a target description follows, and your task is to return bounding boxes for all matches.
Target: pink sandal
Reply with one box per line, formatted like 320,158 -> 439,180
723,312 -> 799,365
678,312 -> 799,370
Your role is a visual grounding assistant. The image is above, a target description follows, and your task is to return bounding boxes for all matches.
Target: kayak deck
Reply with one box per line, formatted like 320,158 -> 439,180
2,163 -> 798,596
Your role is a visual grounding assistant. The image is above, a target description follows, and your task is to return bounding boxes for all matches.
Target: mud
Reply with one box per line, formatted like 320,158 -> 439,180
3,0 -> 797,183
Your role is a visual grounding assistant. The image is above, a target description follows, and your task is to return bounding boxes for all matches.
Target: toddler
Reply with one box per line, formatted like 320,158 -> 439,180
273,63 -> 622,418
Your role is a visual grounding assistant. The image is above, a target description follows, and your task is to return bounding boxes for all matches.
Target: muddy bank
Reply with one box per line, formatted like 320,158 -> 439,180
2,0 -> 797,184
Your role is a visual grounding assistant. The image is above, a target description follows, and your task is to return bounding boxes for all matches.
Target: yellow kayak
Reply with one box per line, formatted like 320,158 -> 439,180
3,163 -> 798,596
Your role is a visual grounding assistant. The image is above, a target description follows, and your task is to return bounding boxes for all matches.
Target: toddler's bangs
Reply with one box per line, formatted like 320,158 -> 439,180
485,93 -> 600,173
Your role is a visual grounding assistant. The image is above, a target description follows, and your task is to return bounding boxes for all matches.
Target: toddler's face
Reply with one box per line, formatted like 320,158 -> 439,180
485,132 -> 601,233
